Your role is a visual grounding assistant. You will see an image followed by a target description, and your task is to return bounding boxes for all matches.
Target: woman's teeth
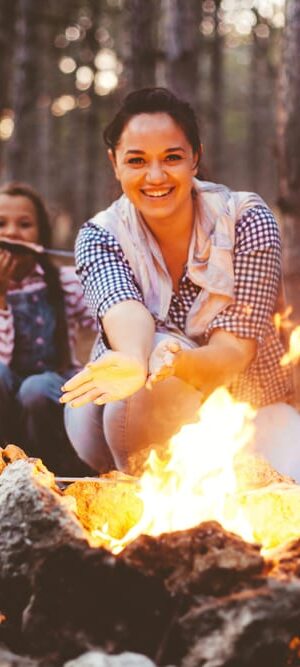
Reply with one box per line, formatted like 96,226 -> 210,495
141,188 -> 173,198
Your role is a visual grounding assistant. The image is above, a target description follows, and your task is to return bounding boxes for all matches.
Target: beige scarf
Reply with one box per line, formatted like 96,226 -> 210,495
92,179 -> 265,340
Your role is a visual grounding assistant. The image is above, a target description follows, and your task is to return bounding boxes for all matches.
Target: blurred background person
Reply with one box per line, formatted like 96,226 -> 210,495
0,181 -> 97,474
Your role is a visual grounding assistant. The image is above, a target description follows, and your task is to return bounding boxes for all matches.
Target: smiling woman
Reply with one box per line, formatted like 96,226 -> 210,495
62,87 -> 300,481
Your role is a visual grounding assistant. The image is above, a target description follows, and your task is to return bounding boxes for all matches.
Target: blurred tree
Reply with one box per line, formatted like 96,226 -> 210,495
123,0 -> 157,89
277,0 -> 300,314
210,0 -> 224,178
0,0 -> 17,178
0,0 -> 287,238
6,0 -> 40,181
0,1 -> 17,112
162,0 -> 202,104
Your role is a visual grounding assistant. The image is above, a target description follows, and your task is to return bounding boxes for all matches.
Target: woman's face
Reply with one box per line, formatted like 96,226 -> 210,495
0,194 -> 40,280
110,112 -> 199,230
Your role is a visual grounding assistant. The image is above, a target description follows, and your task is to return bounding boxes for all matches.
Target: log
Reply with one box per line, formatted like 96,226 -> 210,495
64,472 -> 143,542
121,521 -> 264,596
2,453 -> 300,666
179,577 -> 300,667
0,459 -> 171,662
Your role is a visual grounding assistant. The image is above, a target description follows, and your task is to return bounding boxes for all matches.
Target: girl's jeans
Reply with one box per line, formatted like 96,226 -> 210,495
0,362 -> 92,474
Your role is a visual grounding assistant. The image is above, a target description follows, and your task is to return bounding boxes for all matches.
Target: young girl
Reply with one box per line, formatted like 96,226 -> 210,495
0,181 -> 100,474
61,87 -> 300,480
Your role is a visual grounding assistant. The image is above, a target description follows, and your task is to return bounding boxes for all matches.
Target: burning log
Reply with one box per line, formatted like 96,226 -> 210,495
0,443 -> 28,472
64,472 -> 143,542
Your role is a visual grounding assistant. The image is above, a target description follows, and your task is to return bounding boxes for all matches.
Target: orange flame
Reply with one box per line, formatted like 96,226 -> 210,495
281,325 -> 300,366
92,388 -> 257,553
274,305 -> 293,333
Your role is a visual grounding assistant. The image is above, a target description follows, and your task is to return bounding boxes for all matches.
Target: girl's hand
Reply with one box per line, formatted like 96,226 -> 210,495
60,350 -> 147,407
0,249 -> 18,295
146,337 -> 182,389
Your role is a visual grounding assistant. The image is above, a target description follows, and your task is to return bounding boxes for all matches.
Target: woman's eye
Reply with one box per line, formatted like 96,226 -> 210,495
165,154 -> 182,162
0,220 -> 6,227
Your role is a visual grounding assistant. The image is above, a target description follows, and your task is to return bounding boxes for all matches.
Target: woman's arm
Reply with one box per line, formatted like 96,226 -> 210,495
173,329 -> 256,396
60,224 -> 156,407
103,299 -> 155,368
149,205 -> 281,397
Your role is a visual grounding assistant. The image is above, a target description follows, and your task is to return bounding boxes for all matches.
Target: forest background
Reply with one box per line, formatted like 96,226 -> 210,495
0,0 -> 300,378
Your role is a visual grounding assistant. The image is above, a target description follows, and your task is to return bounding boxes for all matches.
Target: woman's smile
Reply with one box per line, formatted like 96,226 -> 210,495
140,186 -> 175,199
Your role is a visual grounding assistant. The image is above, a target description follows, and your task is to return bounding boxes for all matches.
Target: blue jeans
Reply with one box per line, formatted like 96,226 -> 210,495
0,362 -> 93,475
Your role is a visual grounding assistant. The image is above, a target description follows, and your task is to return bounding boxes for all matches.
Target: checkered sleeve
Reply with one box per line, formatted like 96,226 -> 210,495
205,205 -> 281,344
75,221 -> 144,324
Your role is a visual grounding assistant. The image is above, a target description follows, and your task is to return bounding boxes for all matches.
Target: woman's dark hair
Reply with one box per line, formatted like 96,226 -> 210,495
0,181 -> 71,372
103,87 -> 202,167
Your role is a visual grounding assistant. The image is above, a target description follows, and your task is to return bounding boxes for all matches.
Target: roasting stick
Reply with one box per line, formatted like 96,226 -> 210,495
0,237 -> 74,258
55,476 -> 139,485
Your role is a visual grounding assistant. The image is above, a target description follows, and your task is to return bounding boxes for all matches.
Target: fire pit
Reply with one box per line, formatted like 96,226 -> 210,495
1,389 -> 300,667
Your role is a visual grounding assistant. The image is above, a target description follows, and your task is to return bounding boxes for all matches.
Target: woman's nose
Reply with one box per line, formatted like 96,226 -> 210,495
145,160 -> 167,183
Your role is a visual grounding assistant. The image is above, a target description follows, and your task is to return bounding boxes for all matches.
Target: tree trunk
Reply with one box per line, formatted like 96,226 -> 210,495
277,0 -> 300,399
123,0 -> 158,89
162,0 -> 201,105
6,0 -> 41,181
0,0 -> 18,180
209,0 -> 224,179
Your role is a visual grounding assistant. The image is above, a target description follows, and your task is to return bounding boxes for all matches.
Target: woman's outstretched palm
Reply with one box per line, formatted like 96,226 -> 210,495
60,351 -> 147,407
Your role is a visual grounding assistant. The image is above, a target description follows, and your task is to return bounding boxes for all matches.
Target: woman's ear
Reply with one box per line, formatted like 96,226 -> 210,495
107,149 -> 120,181
192,144 -> 203,175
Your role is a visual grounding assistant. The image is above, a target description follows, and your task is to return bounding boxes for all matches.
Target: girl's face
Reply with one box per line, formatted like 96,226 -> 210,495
110,112 -> 199,231
0,194 -> 40,243
0,194 -> 40,280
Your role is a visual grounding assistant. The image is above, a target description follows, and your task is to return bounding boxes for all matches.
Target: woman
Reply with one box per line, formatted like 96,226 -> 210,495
0,181 -> 97,474
62,87 -> 300,479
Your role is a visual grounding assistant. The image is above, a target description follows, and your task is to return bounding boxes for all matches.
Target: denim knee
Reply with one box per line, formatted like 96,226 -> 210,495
0,362 -> 15,393
17,374 -> 50,409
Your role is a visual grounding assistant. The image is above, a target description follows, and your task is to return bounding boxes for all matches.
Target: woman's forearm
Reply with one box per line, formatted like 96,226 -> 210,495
102,300 -> 155,369
174,330 -> 257,395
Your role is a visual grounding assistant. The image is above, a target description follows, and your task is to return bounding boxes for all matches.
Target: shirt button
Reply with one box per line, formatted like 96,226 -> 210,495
36,316 -> 44,325
36,337 -> 44,345
36,360 -> 45,369
31,294 -> 39,303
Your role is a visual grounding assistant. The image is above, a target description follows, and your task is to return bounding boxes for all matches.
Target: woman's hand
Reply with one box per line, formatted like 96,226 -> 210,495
146,337 -> 182,389
60,350 -> 147,407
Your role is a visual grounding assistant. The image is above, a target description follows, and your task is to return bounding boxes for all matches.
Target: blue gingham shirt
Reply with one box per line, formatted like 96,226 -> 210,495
75,204 -> 293,408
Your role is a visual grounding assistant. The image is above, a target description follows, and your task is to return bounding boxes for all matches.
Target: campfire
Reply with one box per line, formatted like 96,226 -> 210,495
63,387 -> 300,555
2,384 -> 300,665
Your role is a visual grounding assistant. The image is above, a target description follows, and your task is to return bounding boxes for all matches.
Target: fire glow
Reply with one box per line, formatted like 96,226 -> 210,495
281,325 -> 300,366
91,388 -> 258,554
73,322 -> 300,558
